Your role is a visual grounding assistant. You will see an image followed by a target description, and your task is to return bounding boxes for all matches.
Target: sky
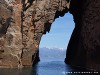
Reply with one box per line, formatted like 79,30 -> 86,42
39,13 -> 75,49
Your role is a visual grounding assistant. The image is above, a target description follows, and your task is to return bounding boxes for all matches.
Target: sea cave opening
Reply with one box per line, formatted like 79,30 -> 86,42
39,12 -> 75,62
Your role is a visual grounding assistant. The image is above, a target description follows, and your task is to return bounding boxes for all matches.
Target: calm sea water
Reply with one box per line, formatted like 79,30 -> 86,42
0,59 -> 97,75
0,48 -> 99,75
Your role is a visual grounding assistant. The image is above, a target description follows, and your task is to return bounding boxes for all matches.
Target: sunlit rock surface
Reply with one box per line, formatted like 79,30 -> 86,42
0,0 -> 69,68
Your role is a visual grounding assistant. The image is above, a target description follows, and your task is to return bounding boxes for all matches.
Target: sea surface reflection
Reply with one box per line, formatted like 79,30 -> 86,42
0,60 -> 92,75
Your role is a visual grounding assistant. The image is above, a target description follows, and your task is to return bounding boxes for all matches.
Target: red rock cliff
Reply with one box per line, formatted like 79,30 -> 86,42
0,0 -> 69,68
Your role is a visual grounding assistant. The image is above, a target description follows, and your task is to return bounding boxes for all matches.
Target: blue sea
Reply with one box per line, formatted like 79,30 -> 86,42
0,59 -> 98,75
0,48 -> 99,75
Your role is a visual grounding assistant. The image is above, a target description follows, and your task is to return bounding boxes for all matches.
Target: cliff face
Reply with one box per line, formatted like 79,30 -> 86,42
65,0 -> 100,71
0,0 -> 69,68
0,0 -> 22,68
0,0 -> 100,71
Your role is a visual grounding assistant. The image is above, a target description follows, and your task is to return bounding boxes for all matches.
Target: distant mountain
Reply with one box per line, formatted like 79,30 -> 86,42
40,47 -> 65,51
39,47 -> 66,61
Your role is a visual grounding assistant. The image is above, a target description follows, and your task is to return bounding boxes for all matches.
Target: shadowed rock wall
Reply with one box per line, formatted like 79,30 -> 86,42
65,0 -> 100,71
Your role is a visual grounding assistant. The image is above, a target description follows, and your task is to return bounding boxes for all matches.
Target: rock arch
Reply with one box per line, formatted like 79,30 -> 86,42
0,0 -> 69,68
0,0 -> 100,71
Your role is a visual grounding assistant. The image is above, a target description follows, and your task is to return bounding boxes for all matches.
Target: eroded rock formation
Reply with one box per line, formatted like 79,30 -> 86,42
0,0 -> 100,71
0,0 -> 23,68
0,0 -> 69,68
